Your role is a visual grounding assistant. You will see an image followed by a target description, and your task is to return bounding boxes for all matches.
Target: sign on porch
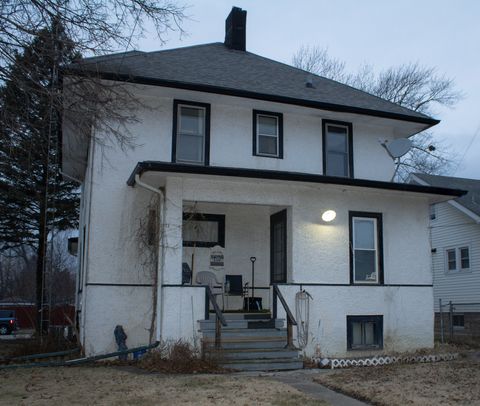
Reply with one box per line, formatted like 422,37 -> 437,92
210,245 -> 225,268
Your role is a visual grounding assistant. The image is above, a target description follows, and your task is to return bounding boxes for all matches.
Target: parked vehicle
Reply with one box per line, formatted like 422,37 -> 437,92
0,310 -> 17,335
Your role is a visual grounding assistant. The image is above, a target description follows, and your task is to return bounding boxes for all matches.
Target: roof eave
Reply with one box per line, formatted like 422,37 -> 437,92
127,161 -> 466,198
63,68 -> 439,128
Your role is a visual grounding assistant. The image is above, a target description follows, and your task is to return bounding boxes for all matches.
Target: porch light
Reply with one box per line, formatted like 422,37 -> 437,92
321,210 -> 336,222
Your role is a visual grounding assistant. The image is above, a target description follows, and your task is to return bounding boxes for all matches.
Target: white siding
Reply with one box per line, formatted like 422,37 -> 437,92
431,201 -> 480,311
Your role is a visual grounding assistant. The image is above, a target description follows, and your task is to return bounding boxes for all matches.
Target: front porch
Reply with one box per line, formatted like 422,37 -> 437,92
181,201 -> 290,314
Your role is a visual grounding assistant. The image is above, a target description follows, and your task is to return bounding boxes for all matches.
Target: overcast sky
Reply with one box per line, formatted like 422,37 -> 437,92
138,0 -> 480,179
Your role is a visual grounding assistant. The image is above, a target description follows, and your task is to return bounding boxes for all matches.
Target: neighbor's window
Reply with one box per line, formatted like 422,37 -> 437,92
323,120 -> 353,177
350,212 -> 383,284
182,213 -> 225,248
173,101 -> 210,165
453,314 -> 465,329
347,315 -> 383,350
253,110 -> 283,158
445,246 -> 470,272
429,204 -> 436,220
460,247 -> 470,269
446,248 -> 457,271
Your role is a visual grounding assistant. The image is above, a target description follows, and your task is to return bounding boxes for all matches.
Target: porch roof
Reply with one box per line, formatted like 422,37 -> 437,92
127,161 -> 466,199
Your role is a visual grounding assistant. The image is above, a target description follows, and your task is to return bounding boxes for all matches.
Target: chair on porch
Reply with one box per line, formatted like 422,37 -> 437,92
195,271 -> 225,310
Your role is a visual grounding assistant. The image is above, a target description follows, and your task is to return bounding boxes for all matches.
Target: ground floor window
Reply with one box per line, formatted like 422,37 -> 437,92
182,213 -> 225,248
347,315 -> 383,350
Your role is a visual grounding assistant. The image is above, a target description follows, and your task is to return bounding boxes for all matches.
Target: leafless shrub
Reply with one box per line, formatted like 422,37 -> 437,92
139,340 -> 225,374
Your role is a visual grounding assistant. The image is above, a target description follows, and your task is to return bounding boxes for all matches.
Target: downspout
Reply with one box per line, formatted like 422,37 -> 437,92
134,174 -> 165,342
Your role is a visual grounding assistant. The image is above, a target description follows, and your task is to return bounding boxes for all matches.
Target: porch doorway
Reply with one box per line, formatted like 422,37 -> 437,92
182,202 -> 289,313
270,209 -> 287,284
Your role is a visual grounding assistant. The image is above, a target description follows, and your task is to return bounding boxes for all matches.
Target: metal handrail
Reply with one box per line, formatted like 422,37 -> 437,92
272,284 -> 297,349
205,286 -> 227,326
205,286 -> 227,350
273,284 -> 297,326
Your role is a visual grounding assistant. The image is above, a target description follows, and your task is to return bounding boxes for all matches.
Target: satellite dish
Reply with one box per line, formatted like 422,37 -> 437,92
381,138 -> 412,159
379,138 -> 413,182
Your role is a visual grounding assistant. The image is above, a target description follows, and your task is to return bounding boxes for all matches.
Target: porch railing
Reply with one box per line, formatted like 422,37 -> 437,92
272,284 -> 297,349
205,286 -> 227,349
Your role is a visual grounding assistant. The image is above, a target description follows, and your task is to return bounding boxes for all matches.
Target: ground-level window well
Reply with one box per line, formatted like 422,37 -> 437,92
347,315 -> 383,350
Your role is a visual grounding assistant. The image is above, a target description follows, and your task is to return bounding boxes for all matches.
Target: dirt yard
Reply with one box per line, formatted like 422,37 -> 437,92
0,366 -> 327,406
315,354 -> 480,406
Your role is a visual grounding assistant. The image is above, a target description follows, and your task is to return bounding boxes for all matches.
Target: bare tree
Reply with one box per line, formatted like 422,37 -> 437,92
0,2 -> 186,332
292,47 -> 462,180
292,45 -> 347,82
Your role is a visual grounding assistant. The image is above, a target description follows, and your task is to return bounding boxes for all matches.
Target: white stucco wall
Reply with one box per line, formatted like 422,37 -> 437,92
86,84 -> 398,181
75,84 -> 436,357
278,284 -> 433,357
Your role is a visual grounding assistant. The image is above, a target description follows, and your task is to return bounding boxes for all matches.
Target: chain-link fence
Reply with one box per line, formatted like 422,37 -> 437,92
437,299 -> 480,342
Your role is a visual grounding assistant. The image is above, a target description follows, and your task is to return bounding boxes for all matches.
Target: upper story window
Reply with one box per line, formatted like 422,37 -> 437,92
322,120 -> 353,178
172,100 -> 210,165
349,212 -> 384,284
253,110 -> 283,158
445,246 -> 470,272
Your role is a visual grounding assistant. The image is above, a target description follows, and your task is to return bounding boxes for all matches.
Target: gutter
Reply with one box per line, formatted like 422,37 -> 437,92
133,174 -> 165,342
127,161 -> 466,198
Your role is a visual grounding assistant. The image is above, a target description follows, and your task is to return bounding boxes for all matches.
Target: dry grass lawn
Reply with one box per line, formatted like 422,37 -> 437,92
0,366 -> 327,405
315,356 -> 480,406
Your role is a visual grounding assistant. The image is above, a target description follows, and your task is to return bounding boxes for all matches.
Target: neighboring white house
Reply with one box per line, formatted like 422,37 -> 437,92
61,7 -> 464,363
410,173 -> 480,339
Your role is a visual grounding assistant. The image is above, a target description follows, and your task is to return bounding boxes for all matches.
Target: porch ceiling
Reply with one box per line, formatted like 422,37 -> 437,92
127,161 -> 466,203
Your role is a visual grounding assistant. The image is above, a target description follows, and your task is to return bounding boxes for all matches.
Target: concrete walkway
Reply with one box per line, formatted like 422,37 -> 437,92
238,369 -> 369,406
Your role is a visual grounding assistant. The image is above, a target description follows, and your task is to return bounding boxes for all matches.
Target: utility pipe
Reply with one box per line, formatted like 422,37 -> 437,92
134,174 -> 165,342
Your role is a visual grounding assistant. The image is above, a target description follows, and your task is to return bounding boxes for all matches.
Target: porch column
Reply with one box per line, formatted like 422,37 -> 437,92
162,177 -> 183,285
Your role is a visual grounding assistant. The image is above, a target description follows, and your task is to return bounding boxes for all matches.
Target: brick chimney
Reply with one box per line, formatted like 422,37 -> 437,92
224,7 -> 247,51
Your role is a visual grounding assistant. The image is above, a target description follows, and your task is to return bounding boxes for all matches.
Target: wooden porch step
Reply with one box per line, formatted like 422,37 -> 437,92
220,358 -> 303,371
199,319 -> 284,330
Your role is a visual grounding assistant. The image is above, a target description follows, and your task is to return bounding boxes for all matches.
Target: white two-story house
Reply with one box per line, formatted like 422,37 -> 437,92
62,7 -> 464,368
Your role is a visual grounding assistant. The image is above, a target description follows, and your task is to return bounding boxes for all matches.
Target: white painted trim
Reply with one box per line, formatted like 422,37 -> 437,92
448,200 -> 480,224
409,174 -> 480,224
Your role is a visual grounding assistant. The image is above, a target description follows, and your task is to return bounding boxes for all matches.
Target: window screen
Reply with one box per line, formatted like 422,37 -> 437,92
176,104 -> 206,164
324,123 -> 351,177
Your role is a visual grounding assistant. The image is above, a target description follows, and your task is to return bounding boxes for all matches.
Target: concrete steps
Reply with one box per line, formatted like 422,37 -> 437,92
199,313 -> 302,371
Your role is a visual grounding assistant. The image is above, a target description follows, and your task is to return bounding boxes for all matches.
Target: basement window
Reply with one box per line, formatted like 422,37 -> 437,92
347,315 -> 383,350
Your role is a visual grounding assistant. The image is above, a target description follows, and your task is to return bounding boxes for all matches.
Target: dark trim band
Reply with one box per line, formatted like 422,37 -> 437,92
86,283 -> 154,287
127,161 -> 466,198
276,283 -> 433,287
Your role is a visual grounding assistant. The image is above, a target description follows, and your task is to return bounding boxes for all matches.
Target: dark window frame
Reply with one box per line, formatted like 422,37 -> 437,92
322,119 -> 354,178
347,315 -> 383,350
182,213 -> 225,248
253,109 -> 284,159
349,211 -> 384,285
172,99 -> 211,166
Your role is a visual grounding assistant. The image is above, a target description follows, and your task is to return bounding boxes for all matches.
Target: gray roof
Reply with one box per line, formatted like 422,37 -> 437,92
67,43 -> 437,125
413,173 -> 480,216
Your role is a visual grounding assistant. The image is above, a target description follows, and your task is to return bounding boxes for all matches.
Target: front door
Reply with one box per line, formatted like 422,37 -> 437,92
270,209 -> 287,284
